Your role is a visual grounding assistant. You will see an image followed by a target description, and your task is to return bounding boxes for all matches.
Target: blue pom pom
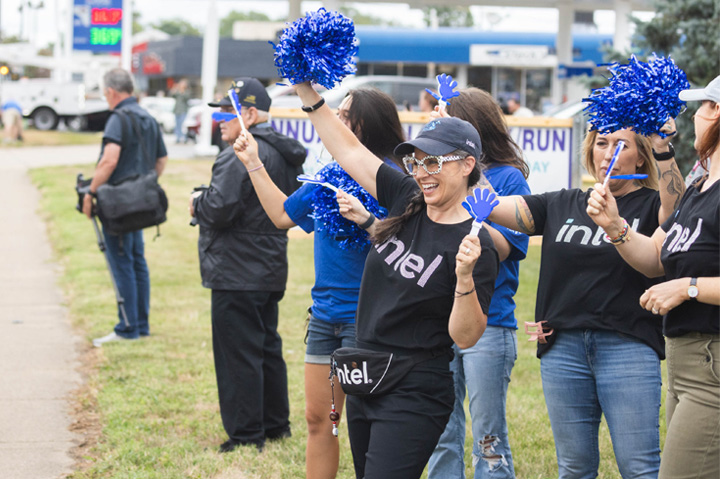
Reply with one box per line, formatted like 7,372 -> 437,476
583,54 -> 690,137
310,162 -> 386,251
270,8 -> 359,90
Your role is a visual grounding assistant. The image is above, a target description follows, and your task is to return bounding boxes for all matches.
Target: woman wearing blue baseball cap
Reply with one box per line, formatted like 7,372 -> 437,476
255,81 -> 500,479
587,75 -> 720,479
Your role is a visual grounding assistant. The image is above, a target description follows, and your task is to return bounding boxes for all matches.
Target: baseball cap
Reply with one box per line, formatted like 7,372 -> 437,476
208,77 -> 272,110
679,75 -> 720,104
394,117 -> 482,161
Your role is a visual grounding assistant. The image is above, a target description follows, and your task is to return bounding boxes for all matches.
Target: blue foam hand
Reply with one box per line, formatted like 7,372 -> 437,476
436,73 -> 460,103
464,188 -> 499,235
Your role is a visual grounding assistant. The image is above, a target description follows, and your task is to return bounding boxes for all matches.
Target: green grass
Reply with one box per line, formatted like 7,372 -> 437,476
1,128 -> 102,147
30,160 -> 666,478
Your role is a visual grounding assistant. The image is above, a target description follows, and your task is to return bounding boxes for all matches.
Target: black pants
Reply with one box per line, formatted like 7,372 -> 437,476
211,289 -> 290,444
346,356 -> 454,479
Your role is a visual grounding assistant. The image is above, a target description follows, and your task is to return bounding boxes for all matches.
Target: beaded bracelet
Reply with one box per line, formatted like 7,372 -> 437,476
604,218 -> 630,245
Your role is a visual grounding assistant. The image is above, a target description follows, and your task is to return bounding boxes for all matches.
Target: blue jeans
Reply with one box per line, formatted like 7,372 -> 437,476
174,113 -> 187,142
428,326 -> 517,479
103,227 -> 150,338
305,313 -> 356,364
541,329 -> 661,479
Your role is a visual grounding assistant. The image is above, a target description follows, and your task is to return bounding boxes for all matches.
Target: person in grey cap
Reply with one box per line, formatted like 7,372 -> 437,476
190,76 -> 307,453
276,81 -> 499,479
587,74 -> 720,479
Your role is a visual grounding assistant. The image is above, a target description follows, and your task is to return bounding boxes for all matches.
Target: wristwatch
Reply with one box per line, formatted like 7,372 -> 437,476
652,143 -> 675,161
687,277 -> 699,300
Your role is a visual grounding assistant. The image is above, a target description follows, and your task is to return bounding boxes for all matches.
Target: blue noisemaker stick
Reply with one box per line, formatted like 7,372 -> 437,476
227,88 -> 248,134
211,112 -> 237,123
462,188 -> 499,236
610,174 -> 648,180
297,173 -> 340,193
603,140 -> 625,187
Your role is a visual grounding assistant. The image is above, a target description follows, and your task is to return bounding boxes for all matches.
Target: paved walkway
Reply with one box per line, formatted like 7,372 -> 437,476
0,138 -> 201,478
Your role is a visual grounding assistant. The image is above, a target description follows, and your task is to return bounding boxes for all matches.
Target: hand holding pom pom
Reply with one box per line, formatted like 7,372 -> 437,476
583,55 -> 689,137
271,8 -> 358,90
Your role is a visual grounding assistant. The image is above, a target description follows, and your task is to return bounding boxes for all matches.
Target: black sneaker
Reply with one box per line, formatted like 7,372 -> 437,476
265,427 -> 292,442
218,439 -> 264,453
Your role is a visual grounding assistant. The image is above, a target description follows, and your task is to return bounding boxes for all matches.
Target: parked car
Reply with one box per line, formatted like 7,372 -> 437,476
139,96 -> 176,134
268,75 -> 439,110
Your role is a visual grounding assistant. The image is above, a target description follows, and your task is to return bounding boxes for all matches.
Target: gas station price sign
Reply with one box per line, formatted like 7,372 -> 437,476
73,0 -> 123,53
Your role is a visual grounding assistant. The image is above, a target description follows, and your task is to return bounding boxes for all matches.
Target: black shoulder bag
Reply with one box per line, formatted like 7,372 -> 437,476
95,110 -> 168,236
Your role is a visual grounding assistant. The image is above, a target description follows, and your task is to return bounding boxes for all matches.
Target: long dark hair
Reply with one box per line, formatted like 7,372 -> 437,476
345,88 -> 405,168
373,149 -> 480,244
447,88 -> 529,179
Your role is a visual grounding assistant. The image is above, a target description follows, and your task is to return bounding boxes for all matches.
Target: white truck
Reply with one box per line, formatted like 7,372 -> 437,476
0,79 -> 110,131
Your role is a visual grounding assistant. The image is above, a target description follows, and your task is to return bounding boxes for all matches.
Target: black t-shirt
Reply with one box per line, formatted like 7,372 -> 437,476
523,187 -> 665,358
355,164 -> 499,354
661,178 -> 720,337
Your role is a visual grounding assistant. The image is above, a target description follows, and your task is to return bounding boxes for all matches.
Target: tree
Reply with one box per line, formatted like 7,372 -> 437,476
423,6 -> 474,27
219,10 -> 272,37
151,18 -> 201,37
133,11 -> 144,35
599,0 -> 719,174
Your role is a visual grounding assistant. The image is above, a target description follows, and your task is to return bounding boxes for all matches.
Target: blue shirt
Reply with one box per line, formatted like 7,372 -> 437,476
284,182 -> 370,324
484,164 -> 530,329
1,100 -> 22,112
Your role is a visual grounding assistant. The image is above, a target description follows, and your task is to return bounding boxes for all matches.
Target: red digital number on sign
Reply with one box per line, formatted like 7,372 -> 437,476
91,8 -> 122,25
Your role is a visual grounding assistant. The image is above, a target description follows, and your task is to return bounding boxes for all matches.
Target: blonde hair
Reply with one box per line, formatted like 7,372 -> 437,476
582,129 -> 659,190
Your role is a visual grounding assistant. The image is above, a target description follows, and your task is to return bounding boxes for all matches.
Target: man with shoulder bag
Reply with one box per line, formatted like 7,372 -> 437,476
83,68 -> 168,347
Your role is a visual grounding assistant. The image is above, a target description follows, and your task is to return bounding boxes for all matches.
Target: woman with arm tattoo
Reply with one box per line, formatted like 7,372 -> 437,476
482,123 -> 684,478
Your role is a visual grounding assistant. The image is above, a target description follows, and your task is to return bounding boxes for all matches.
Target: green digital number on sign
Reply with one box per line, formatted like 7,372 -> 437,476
90,27 -> 122,46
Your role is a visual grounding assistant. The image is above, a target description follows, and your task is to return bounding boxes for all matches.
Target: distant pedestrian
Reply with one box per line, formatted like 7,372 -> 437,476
419,89 -> 439,113
83,68 -> 168,346
2,99 -> 24,143
170,79 -> 191,143
506,95 -> 533,118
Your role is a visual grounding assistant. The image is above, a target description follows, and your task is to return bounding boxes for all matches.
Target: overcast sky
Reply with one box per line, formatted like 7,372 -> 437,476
1,0 -> 653,47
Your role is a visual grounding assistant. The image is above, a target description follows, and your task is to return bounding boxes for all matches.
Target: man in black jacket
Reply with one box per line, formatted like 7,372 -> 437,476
190,77 -> 306,453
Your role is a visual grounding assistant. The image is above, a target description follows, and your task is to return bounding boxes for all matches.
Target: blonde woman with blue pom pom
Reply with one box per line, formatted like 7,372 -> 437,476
587,75 -> 720,479
234,87 -> 405,479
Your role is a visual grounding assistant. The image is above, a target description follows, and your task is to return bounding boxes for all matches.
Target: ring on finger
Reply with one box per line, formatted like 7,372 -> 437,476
464,247 -> 471,255
652,308 -> 659,314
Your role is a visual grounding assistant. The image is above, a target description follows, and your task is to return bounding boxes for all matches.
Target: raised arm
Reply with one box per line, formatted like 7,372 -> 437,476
587,182 -> 665,277
651,118 -> 685,223
477,175 -> 536,235
294,82 -> 383,198
233,132 -> 296,229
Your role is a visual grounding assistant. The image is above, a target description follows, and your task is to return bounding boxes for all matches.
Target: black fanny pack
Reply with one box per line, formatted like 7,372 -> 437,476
330,347 -> 449,397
